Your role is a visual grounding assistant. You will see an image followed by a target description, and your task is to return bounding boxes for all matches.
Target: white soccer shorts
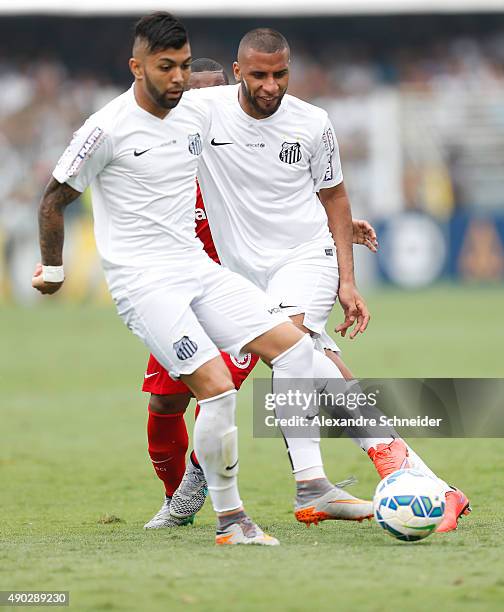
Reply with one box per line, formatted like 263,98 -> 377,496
114,257 -> 288,379
266,259 -> 341,353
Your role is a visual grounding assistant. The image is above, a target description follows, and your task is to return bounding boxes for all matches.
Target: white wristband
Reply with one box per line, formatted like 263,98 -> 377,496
42,265 -> 65,283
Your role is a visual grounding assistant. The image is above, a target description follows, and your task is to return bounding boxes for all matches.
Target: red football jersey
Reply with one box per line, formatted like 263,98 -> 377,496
195,182 -> 220,264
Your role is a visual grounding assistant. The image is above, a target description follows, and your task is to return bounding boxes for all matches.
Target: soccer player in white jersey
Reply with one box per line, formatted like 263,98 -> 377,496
181,29 -> 470,533
32,12 -> 376,546
143,59 -> 380,531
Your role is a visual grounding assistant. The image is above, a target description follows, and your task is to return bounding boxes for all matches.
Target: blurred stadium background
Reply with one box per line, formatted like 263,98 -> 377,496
2,4 -> 504,609
1,1 -> 504,302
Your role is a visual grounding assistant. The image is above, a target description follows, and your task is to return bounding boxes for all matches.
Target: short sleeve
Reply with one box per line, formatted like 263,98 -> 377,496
311,117 -> 343,192
53,119 -> 113,192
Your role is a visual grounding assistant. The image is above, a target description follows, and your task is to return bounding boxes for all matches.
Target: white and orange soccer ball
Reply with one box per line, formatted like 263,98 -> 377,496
373,469 -> 445,542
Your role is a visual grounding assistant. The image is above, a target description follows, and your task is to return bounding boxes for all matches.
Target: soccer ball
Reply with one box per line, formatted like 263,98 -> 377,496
373,469 -> 445,542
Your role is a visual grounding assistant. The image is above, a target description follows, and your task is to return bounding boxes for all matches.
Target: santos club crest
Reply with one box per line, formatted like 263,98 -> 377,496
279,141 -> 302,164
173,336 -> 198,360
188,133 -> 202,156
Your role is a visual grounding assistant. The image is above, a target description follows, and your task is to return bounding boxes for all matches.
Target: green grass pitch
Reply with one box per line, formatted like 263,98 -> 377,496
1,286 -> 504,611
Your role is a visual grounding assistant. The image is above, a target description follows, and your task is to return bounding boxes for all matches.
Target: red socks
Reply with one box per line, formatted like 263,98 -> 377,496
191,404 -> 201,467
147,408 -> 188,497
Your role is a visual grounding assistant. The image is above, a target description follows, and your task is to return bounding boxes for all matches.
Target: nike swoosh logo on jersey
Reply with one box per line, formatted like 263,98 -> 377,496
211,138 -> 233,146
144,372 -> 159,379
134,140 -> 177,156
134,148 -> 153,157
279,302 -> 297,309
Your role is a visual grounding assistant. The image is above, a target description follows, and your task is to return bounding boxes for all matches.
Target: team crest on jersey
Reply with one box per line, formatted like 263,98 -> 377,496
188,133 -> 202,156
230,353 -> 252,370
279,141 -> 302,165
173,336 -> 198,360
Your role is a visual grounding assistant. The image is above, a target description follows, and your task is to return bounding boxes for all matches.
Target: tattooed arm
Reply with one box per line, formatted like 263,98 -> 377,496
32,178 -> 81,295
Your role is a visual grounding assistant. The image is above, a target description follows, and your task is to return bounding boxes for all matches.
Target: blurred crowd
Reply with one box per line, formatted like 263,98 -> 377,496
289,33 -> 504,98
0,60 -> 121,301
1,25 -> 504,301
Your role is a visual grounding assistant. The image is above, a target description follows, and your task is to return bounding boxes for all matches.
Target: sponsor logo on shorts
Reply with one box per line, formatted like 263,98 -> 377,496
230,354 -> 252,369
279,141 -> 302,164
325,248 -> 334,256
144,372 -> 159,379
173,336 -> 198,360
188,133 -> 203,156
268,306 -> 281,314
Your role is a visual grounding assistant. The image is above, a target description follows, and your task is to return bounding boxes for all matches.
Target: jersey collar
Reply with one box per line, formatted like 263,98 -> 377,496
128,83 -> 182,122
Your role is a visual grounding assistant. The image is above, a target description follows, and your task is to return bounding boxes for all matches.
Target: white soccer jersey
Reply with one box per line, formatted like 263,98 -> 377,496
53,85 -> 210,296
187,84 -> 343,288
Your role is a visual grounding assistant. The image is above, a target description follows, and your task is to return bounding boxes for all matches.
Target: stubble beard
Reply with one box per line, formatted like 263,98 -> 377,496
240,80 -> 283,118
145,72 -> 183,110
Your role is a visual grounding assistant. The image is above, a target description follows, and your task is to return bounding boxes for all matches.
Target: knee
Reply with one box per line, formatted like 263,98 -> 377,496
203,370 -> 235,399
289,313 -> 313,336
182,356 -> 235,401
149,393 -> 191,415
274,332 -> 313,364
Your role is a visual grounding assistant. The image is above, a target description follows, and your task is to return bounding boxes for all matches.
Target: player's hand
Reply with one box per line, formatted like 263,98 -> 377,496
32,263 -> 64,295
352,219 -> 378,253
335,282 -> 370,339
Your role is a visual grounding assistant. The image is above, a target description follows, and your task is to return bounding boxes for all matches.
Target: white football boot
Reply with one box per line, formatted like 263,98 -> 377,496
143,496 -> 194,529
215,516 -> 279,546
169,460 -> 208,520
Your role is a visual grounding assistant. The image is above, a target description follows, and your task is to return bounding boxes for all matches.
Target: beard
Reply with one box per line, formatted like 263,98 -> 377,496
144,72 -> 183,110
240,80 -> 284,118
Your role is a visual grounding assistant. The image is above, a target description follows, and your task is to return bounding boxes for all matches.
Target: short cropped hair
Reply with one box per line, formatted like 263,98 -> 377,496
191,58 -> 229,83
134,12 -> 188,53
238,28 -> 290,56
191,58 -> 225,73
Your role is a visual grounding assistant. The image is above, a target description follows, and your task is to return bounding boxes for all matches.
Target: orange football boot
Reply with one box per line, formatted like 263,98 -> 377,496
436,487 -> 471,533
367,439 -> 411,479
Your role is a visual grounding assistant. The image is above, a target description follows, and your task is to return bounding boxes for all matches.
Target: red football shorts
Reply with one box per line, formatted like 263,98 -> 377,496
142,351 -> 259,395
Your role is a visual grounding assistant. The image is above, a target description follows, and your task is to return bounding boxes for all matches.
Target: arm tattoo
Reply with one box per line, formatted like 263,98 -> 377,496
38,178 -> 81,266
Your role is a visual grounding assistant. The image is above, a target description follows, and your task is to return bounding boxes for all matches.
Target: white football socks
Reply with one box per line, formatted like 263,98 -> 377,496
311,349 -> 394,451
271,334 -> 326,481
312,348 -> 448,492
193,389 -> 242,513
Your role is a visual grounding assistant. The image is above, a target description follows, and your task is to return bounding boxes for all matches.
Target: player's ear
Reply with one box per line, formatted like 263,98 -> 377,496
129,57 -> 143,80
232,61 -> 241,83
